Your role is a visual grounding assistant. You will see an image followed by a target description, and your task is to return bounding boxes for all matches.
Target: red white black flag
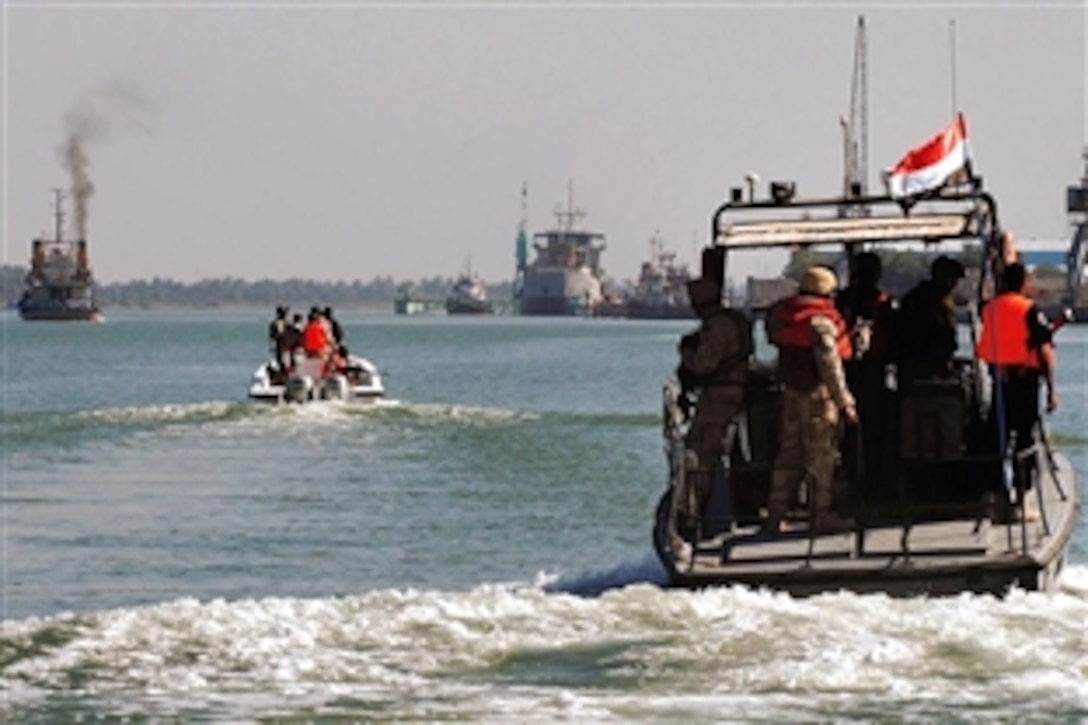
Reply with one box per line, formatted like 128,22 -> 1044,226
886,113 -> 970,198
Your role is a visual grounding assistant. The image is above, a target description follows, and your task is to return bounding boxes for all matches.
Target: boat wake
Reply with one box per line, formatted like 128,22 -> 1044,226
2,400 -> 253,450
538,550 -> 671,597
3,566 -> 1088,720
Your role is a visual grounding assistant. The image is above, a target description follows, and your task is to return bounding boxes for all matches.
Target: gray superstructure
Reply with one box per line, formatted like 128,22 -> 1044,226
516,185 -> 606,316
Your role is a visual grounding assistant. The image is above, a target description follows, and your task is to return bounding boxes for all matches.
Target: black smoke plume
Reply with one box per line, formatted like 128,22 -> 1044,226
59,80 -> 153,239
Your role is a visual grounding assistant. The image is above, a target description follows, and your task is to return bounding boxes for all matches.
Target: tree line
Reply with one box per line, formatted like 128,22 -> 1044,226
0,266 -> 514,310
3,251 -> 1062,310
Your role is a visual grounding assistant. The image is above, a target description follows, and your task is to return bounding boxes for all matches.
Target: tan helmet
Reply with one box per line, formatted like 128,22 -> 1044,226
799,266 -> 837,297
686,277 -> 721,310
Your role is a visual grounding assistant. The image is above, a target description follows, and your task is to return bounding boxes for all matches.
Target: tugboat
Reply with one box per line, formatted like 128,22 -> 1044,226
17,189 -> 101,321
445,263 -> 493,315
516,181 -> 607,316
625,232 -> 694,320
653,175 -> 1081,597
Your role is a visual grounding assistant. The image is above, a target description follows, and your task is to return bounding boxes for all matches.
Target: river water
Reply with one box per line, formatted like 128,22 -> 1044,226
2,310 -> 1086,721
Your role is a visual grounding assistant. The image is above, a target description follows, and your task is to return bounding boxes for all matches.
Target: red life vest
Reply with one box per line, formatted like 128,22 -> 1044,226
770,295 -> 852,359
976,292 -> 1039,368
302,320 -> 330,356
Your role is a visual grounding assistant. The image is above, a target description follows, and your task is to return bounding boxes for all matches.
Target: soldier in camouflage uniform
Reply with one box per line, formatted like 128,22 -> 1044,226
765,266 -> 858,533
676,277 -> 753,531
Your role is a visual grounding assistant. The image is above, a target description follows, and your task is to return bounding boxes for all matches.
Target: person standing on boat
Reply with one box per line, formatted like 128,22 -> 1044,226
323,305 -> 348,370
836,251 -> 895,485
324,306 -> 344,347
976,261 -> 1058,508
285,312 -> 304,363
676,277 -> 753,532
765,266 -> 858,534
836,251 -> 894,364
269,306 -> 289,370
894,255 -> 966,390
303,307 -> 333,375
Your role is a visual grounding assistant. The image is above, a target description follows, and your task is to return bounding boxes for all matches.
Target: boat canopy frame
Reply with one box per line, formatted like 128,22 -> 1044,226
709,184 -> 1012,306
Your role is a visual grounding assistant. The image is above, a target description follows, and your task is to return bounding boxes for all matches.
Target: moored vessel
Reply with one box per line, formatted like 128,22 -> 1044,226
625,232 -> 694,320
18,189 -> 101,321
516,183 -> 607,316
394,283 -> 434,316
445,268 -> 493,315
654,175 -> 1080,597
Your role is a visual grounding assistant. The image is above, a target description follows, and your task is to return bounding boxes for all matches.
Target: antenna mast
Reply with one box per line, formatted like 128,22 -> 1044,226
840,15 -> 869,217
950,18 -> 958,115
849,14 -> 869,197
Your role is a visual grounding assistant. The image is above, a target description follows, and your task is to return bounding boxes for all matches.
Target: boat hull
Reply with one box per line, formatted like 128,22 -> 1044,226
518,297 -> 585,316
248,355 -> 385,404
625,302 -> 694,320
445,300 -> 493,315
18,305 -> 101,321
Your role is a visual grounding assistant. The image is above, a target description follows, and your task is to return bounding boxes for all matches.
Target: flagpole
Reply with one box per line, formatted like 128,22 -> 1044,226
950,18 -> 958,115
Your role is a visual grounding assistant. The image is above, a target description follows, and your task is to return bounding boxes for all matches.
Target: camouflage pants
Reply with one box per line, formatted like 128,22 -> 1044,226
682,385 -> 744,520
768,385 -> 840,519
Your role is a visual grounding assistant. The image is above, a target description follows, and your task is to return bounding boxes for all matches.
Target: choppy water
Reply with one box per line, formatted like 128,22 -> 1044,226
2,310 -> 1086,721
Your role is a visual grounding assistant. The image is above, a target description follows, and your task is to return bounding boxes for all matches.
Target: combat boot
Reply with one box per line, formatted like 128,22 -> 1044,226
809,472 -> 854,533
761,469 -> 794,534
813,511 -> 856,533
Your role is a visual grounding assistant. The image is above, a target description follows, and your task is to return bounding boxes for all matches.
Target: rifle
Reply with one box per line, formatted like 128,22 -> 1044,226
1049,307 -> 1075,335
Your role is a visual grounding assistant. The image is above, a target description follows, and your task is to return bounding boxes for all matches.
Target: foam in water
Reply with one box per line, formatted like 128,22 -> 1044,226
2,565 -> 1087,719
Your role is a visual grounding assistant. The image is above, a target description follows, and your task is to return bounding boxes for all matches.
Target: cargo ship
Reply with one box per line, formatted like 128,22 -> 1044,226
17,189 -> 101,321
515,183 -> 607,316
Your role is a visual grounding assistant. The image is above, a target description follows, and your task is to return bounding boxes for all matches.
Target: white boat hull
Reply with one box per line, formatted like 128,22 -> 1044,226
248,354 -> 385,404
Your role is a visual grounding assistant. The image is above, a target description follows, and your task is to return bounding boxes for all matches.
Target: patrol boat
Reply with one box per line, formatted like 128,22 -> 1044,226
249,353 -> 385,404
653,178 -> 1081,597
17,189 -> 101,321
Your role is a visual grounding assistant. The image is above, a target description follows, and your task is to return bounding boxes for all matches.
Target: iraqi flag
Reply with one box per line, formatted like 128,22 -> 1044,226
886,113 -> 970,198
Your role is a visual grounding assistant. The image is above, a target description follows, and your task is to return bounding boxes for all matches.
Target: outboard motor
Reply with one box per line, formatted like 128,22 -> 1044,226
284,375 -> 314,403
321,373 -> 350,402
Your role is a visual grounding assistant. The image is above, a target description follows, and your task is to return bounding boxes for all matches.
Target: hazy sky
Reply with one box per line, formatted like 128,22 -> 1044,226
4,1 -> 1085,284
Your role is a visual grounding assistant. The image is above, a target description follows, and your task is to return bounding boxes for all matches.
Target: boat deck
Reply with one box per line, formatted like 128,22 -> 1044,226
664,453 -> 1080,596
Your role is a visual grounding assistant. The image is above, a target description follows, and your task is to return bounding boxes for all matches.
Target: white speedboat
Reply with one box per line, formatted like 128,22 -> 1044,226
248,354 -> 385,404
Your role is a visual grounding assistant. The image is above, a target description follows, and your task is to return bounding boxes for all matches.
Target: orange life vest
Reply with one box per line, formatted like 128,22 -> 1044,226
302,320 -> 330,356
770,295 -> 852,359
975,292 -> 1039,368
